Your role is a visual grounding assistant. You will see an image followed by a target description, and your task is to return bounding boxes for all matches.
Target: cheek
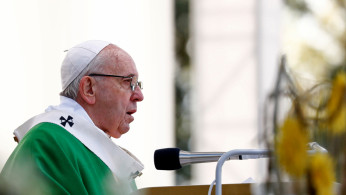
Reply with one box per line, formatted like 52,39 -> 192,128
107,101 -> 124,119
108,95 -> 131,118
99,84 -> 132,119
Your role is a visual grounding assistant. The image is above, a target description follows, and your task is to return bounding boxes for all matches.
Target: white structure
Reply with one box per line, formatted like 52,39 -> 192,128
190,0 -> 282,185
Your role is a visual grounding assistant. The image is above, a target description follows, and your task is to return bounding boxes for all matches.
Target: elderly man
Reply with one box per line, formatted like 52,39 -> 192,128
0,40 -> 144,194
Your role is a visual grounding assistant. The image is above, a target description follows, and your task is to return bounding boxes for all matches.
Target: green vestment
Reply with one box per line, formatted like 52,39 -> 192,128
0,122 -> 135,194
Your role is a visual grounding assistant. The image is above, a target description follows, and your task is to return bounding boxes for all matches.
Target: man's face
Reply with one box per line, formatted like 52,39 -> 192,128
94,47 -> 144,138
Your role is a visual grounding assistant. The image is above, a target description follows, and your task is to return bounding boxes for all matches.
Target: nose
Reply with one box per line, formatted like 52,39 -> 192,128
130,86 -> 144,102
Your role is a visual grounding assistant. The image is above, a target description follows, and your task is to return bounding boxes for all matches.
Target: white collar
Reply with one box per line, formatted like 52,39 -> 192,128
45,96 -> 110,138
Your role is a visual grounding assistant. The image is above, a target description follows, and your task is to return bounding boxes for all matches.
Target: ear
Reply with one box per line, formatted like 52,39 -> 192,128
79,76 -> 96,105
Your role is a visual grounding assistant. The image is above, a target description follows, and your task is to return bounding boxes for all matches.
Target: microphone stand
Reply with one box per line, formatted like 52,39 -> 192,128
214,149 -> 270,195
213,143 -> 327,195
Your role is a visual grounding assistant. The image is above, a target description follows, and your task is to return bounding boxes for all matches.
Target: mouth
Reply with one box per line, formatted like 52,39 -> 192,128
126,110 -> 135,123
126,109 -> 137,121
126,110 -> 136,115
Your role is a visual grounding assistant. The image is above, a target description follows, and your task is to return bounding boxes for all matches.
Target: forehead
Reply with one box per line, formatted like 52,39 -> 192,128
104,46 -> 138,76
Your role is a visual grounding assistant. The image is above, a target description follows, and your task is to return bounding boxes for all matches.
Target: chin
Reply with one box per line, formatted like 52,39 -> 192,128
111,127 -> 130,139
120,129 -> 130,136
112,134 -> 121,139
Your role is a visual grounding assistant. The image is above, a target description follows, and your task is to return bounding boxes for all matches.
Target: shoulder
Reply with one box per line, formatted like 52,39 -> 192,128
19,122 -> 105,167
21,122 -> 83,152
24,122 -> 75,142
7,123 -> 85,166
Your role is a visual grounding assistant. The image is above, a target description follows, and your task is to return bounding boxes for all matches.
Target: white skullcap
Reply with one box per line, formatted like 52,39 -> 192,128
61,40 -> 111,90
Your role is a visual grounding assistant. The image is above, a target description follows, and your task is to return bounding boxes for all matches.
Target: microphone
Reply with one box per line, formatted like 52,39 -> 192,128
154,148 -> 269,170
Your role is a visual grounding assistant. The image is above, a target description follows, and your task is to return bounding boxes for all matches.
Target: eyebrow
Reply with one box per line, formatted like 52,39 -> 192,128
126,74 -> 136,77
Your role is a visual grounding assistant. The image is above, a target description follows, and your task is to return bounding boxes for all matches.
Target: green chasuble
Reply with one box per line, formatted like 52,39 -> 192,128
0,122 -> 134,195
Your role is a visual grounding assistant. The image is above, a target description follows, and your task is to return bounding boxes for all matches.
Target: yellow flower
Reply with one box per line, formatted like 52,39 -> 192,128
328,104 -> 346,133
276,116 -> 309,177
326,72 -> 346,134
309,153 -> 335,195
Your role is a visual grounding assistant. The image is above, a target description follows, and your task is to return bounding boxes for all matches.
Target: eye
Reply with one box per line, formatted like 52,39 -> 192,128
121,78 -> 133,89
123,78 -> 132,83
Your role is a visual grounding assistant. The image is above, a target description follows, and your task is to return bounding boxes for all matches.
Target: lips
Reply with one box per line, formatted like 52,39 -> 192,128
126,108 -> 136,115
126,109 -> 136,122
126,110 -> 136,115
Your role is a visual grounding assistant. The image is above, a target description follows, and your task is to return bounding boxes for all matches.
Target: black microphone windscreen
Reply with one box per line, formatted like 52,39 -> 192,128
154,148 -> 182,170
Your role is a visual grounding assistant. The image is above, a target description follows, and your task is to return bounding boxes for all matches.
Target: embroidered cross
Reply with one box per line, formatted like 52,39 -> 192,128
59,115 -> 74,127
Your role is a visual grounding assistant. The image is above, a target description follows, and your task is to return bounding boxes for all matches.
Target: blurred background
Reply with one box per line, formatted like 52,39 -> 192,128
0,0 -> 344,189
